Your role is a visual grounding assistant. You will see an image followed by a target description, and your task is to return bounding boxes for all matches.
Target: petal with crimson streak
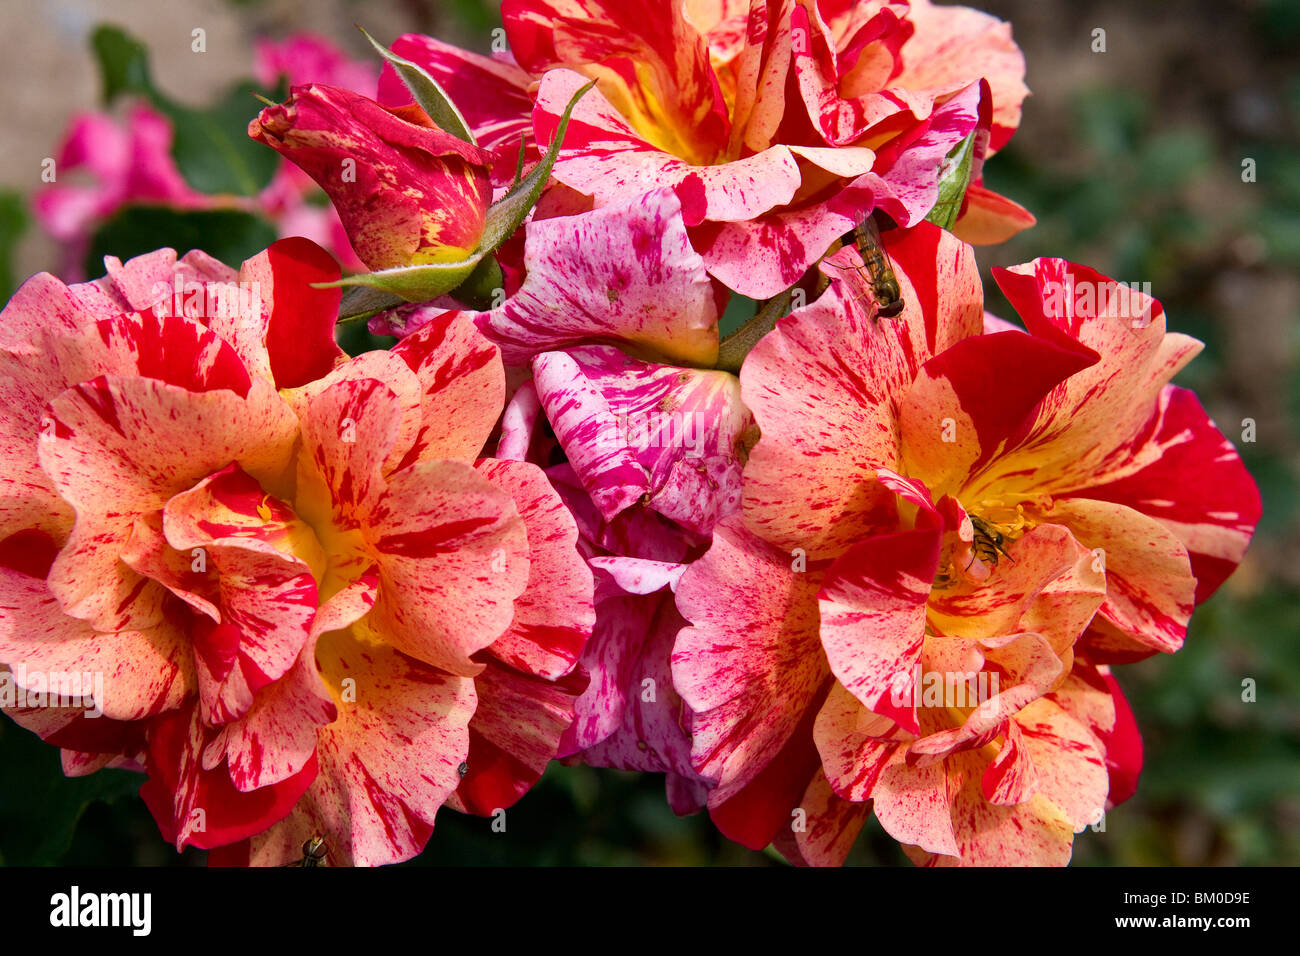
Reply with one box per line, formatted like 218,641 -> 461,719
391,310 -> 505,468
818,527 -> 941,735
672,516 -> 829,806
450,660 -> 587,816
203,644 -> 336,792
139,699 -> 317,851
741,222 -> 981,557
39,375 -> 297,632
771,767 -> 872,867
532,68 -> 801,224
361,458 -> 530,677
475,458 -> 594,681
0,568 -> 192,721
1062,385 -> 1259,605
227,238 -> 344,389
1029,497 -> 1194,655
298,627 -> 475,867
895,0 -> 1028,153
507,0 -> 731,162
898,329 -> 1096,498
984,260 -> 1202,499
902,749 -> 1074,866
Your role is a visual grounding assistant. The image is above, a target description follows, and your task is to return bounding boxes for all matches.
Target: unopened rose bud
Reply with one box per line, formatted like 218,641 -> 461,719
249,84 -> 493,270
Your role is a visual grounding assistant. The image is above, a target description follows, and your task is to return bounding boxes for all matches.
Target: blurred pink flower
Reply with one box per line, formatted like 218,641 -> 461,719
31,33 -> 375,280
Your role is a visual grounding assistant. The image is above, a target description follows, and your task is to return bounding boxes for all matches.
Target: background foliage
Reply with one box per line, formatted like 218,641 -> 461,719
0,0 -> 1295,866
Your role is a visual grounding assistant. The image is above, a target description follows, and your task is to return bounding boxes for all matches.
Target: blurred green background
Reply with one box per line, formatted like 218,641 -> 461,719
0,0 -> 1296,866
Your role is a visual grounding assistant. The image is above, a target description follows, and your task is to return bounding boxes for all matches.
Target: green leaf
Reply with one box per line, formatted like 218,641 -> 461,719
477,81 -> 595,253
320,254 -> 485,303
358,27 -> 476,145
85,206 -> 277,277
0,717 -> 141,865
451,255 -> 504,310
0,190 -> 28,304
90,25 -> 280,195
925,132 -> 978,231
90,24 -> 153,102
160,83 -> 283,195
338,285 -> 409,323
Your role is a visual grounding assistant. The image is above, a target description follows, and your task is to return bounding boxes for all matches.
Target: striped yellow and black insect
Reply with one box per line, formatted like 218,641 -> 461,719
284,835 -> 329,867
966,516 -> 1016,572
844,215 -> 904,318
817,213 -> 905,319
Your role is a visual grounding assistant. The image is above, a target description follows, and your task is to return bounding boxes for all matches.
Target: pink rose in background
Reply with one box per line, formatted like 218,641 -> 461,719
32,33 -> 375,281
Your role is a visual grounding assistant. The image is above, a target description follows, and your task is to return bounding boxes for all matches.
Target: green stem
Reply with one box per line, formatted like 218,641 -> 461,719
715,290 -> 792,373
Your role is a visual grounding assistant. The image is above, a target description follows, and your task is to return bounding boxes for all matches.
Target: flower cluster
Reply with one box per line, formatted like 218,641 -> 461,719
0,0 -> 1259,866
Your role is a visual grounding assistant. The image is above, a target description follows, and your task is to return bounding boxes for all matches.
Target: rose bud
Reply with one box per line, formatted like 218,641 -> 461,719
250,83 -> 493,270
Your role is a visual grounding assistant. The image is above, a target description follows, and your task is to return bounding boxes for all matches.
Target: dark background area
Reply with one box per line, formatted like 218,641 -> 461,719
0,0 -> 1295,866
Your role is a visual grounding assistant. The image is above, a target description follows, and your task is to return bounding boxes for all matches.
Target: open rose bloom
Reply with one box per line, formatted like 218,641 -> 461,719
672,224 -> 1260,865
376,0 -> 1033,298
0,240 -> 592,865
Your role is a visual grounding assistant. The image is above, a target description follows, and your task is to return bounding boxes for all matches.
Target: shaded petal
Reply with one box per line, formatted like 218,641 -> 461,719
672,517 -> 829,804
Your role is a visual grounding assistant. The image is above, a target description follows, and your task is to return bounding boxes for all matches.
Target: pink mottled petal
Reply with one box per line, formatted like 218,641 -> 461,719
535,345 -> 751,535
477,189 -> 719,366
672,516 -> 829,804
574,567 -> 704,790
